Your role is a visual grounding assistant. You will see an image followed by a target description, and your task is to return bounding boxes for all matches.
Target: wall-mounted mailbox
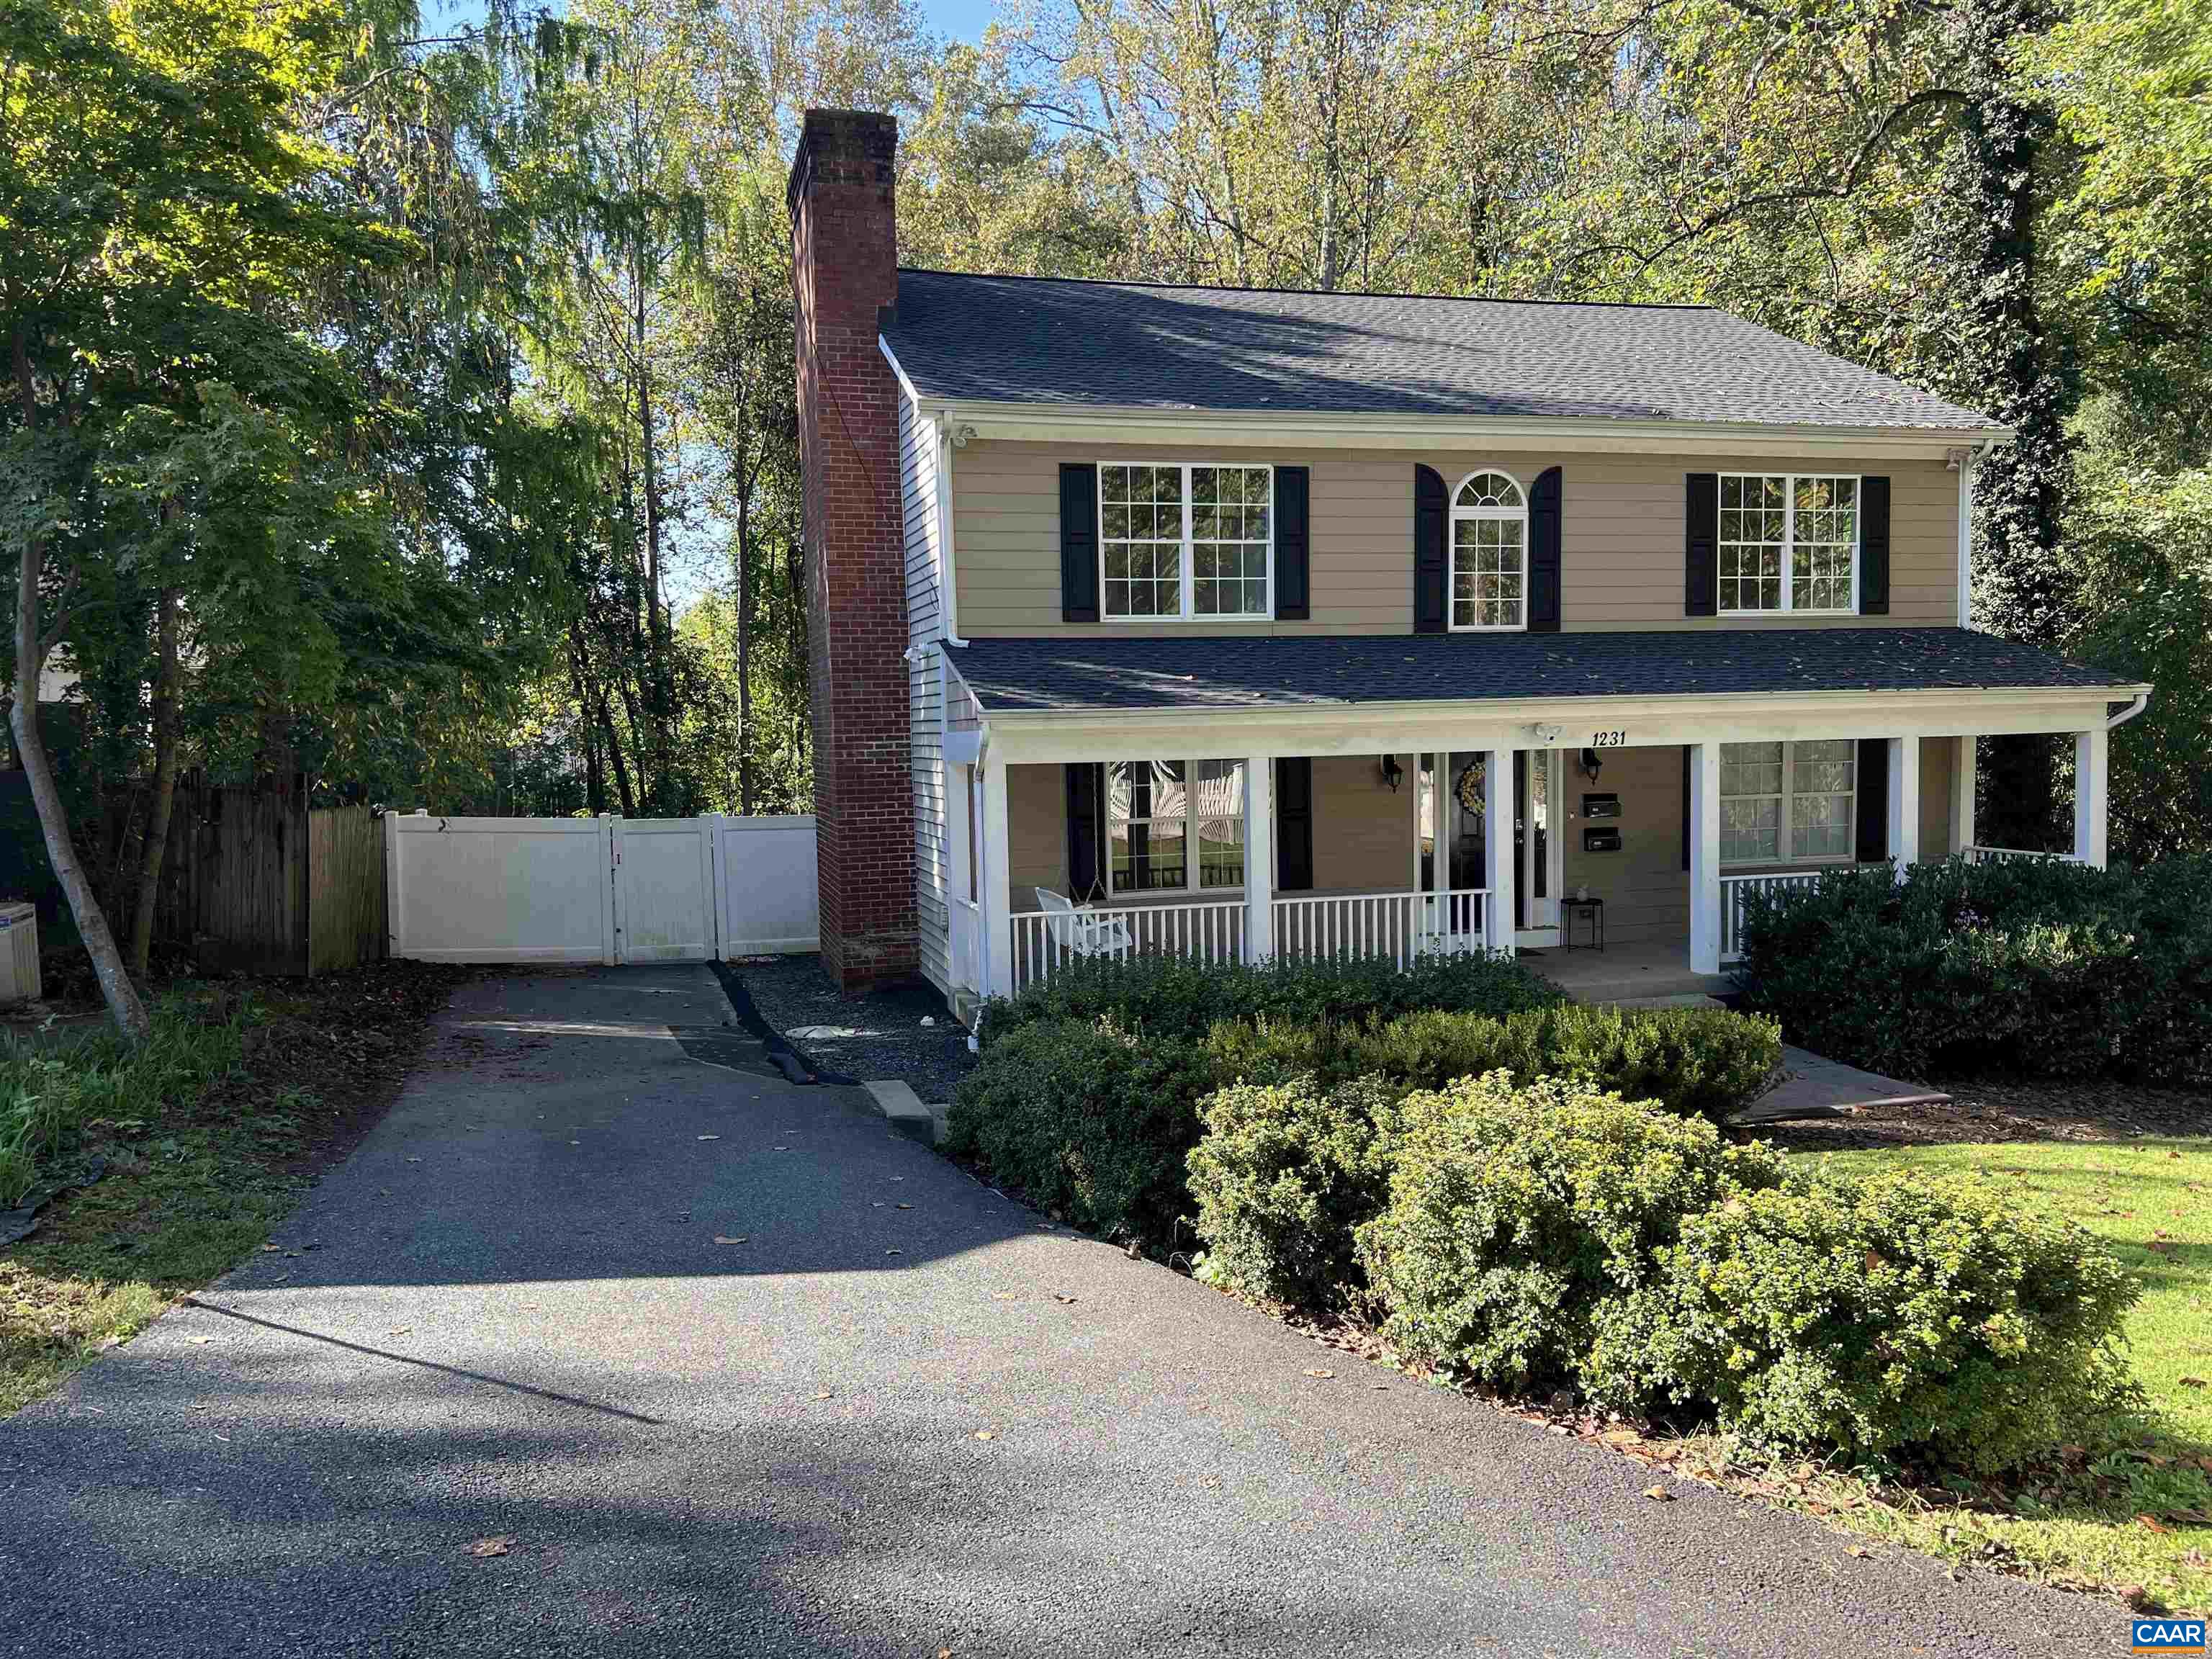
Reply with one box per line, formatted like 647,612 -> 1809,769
1582,827 -> 1623,854
1582,793 -> 1622,819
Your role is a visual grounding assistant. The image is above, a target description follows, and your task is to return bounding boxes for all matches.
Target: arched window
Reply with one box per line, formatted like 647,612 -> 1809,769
1450,470 -> 1527,631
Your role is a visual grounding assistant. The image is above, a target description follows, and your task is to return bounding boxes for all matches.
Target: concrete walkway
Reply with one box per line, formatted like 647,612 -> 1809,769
0,967 -> 2109,1658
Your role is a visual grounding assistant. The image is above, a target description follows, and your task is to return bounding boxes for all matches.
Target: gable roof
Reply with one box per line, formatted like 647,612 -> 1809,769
948,629 -> 2135,717
882,270 -> 2002,433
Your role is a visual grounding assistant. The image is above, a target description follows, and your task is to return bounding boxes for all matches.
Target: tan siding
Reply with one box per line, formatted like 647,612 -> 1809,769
1007,763 -> 1068,902
1920,736 -> 1957,857
1310,756 -> 1413,891
1559,746 -> 1688,947
953,441 -> 1958,635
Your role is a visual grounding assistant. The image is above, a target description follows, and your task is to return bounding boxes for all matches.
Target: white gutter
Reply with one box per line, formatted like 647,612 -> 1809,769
879,333 -> 971,649
926,400 -> 2015,462
2108,691 -> 2150,729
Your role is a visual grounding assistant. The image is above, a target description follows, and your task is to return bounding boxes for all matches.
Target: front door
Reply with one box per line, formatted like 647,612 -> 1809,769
1518,748 -> 1562,941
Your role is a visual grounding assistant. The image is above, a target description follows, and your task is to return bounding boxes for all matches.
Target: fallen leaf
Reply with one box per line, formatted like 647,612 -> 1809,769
186,1334 -> 212,1346
1862,1249 -> 1886,1274
1846,1545 -> 1871,1558
896,1202 -> 914,1210
714,1236 -> 748,1246
2149,1241 -> 2177,1256
697,1134 -> 720,1142
260,1244 -> 281,1253
1051,1293 -> 1076,1304
813,1390 -> 833,1401
406,1157 -> 422,1164
1303,1368 -> 1334,1380
974,1430 -> 996,1441
2138,1514 -> 2172,1534
2181,1376 -> 2208,1389
885,1249 -> 902,1256
386,1327 -> 411,1337
467,1536 -> 514,1557
1643,1485 -> 1676,1503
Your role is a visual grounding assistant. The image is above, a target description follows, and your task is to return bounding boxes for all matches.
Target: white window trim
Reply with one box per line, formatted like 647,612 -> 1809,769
1097,462 -> 1275,623
1717,471 -> 1862,617
1106,757 -> 1249,897
1448,467 -> 1529,634
1719,739 -> 1859,868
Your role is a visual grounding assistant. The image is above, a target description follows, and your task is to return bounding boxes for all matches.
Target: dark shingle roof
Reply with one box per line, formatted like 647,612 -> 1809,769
949,629 -> 2134,716
884,271 -> 2002,431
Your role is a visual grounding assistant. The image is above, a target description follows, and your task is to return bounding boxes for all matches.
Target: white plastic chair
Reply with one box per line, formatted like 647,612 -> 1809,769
1035,887 -> 1134,958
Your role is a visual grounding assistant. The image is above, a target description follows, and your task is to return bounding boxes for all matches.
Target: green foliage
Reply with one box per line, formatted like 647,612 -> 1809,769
1733,856 -> 2212,1083
1185,1075 -> 1404,1310
1357,1076 -> 1787,1398
1637,1169 -> 2141,1473
975,949 -> 1563,1051
943,1018 -> 1218,1246
0,997 -> 248,1208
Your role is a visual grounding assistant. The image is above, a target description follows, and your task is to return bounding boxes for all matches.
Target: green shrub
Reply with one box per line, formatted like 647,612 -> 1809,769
1202,1003 -> 1781,1124
1632,1168 -> 2141,1472
1357,1075 -> 1787,1398
975,948 -> 1561,1051
1735,855 -> 2212,1083
1186,1075 -> 1404,1310
942,1018 -> 1216,1246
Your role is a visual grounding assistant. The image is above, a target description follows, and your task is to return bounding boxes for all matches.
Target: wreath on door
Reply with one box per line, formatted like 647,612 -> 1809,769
1455,762 -> 1485,819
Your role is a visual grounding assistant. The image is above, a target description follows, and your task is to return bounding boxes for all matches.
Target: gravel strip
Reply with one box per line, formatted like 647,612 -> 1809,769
729,951 -> 974,1104
1754,1076 -> 2211,1151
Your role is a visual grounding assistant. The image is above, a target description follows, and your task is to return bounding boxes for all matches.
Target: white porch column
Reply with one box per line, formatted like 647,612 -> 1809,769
1887,736 -> 1920,876
1688,742 -> 1722,975
1429,752 -> 1449,902
1951,735 -> 1977,857
1484,747 -> 1515,956
980,753 -> 1012,997
2074,727 -> 2109,868
1244,754 -> 1274,962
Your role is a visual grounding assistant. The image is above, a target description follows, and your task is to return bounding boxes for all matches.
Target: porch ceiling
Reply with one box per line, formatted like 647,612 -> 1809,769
948,628 -> 2140,717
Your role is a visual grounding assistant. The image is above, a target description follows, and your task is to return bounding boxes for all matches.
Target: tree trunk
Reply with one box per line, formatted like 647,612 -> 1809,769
127,583 -> 181,974
602,699 -> 638,817
11,327 -> 149,1040
734,461 -> 756,816
634,251 -> 675,812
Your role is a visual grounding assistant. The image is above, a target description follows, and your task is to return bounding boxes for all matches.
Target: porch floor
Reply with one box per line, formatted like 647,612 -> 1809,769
1520,938 -> 1731,1004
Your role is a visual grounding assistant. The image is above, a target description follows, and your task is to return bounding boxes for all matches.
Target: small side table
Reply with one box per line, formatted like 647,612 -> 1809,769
1563,896 -> 1606,952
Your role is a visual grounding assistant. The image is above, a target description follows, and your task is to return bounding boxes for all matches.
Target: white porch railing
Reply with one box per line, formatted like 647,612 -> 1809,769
951,896 -> 982,994
1005,886 -> 1495,994
1009,896 -> 1247,995
1719,871 -> 1826,963
1272,887 -> 1491,966
1964,845 -> 2085,866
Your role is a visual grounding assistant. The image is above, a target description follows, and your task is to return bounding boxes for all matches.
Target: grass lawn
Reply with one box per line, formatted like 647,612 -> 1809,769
1,965 -> 457,1417
1801,1136 -> 2212,1614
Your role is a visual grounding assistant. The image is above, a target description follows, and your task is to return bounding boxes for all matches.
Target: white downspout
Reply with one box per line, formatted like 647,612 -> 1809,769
1954,436 -> 1999,630
938,415 -> 971,647
2107,692 -> 2149,730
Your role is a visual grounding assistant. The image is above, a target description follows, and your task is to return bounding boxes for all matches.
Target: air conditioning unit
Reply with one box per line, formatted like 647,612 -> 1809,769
0,902 -> 40,1006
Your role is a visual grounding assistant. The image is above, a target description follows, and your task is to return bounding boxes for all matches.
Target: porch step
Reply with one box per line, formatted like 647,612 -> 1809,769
1601,993 -> 1729,1010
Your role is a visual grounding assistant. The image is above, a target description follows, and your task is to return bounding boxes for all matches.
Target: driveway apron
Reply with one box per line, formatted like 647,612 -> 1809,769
0,966 -> 2113,1658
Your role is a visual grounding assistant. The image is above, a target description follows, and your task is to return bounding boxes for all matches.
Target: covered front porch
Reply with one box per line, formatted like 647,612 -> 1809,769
932,631 -> 2144,1010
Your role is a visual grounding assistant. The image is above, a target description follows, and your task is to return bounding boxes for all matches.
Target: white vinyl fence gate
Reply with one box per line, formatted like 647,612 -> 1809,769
386,812 -> 817,964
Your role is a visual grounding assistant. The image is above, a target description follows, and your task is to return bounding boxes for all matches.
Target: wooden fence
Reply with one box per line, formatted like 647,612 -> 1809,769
146,781 -> 387,976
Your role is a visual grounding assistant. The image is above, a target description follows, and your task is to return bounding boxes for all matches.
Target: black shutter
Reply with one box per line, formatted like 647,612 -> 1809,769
1060,463 -> 1100,623
1513,751 -> 1528,929
1681,745 -> 1692,873
1066,763 -> 1105,900
1856,739 -> 1889,864
1413,464 -> 1448,633
1529,465 -> 1563,633
1858,475 -> 1891,615
1685,472 -> 1719,617
1274,466 -> 1310,620
1276,758 -> 1314,892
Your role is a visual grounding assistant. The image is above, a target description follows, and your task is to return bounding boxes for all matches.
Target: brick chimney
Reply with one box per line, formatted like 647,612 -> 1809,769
788,109 -> 916,992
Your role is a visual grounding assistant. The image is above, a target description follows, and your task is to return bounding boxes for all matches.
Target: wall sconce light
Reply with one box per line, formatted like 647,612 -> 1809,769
1379,754 -> 1404,792
1578,747 -> 1604,783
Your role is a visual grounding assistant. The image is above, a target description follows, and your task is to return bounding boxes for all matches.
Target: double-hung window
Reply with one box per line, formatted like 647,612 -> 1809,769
1450,471 -> 1527,630
1100,464 -> 1272,619
1718,474 -> 1859,613
1719,739 -> 1856,865
1106,759 -> 1246,893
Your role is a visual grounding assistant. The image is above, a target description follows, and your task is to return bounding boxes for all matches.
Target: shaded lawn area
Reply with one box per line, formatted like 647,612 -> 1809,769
1,963 -> 461,1416
1807,1136 -> 2212,1614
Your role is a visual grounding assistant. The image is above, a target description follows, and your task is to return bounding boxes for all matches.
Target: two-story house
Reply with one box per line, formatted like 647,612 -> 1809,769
789,108 -> 2149,1006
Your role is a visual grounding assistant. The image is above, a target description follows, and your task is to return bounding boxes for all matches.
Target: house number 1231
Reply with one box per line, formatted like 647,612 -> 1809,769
1591,729 -> 1627,747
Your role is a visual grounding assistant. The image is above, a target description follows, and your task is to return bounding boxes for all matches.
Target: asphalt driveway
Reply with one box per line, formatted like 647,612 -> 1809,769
0,966 -> 2116,1657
